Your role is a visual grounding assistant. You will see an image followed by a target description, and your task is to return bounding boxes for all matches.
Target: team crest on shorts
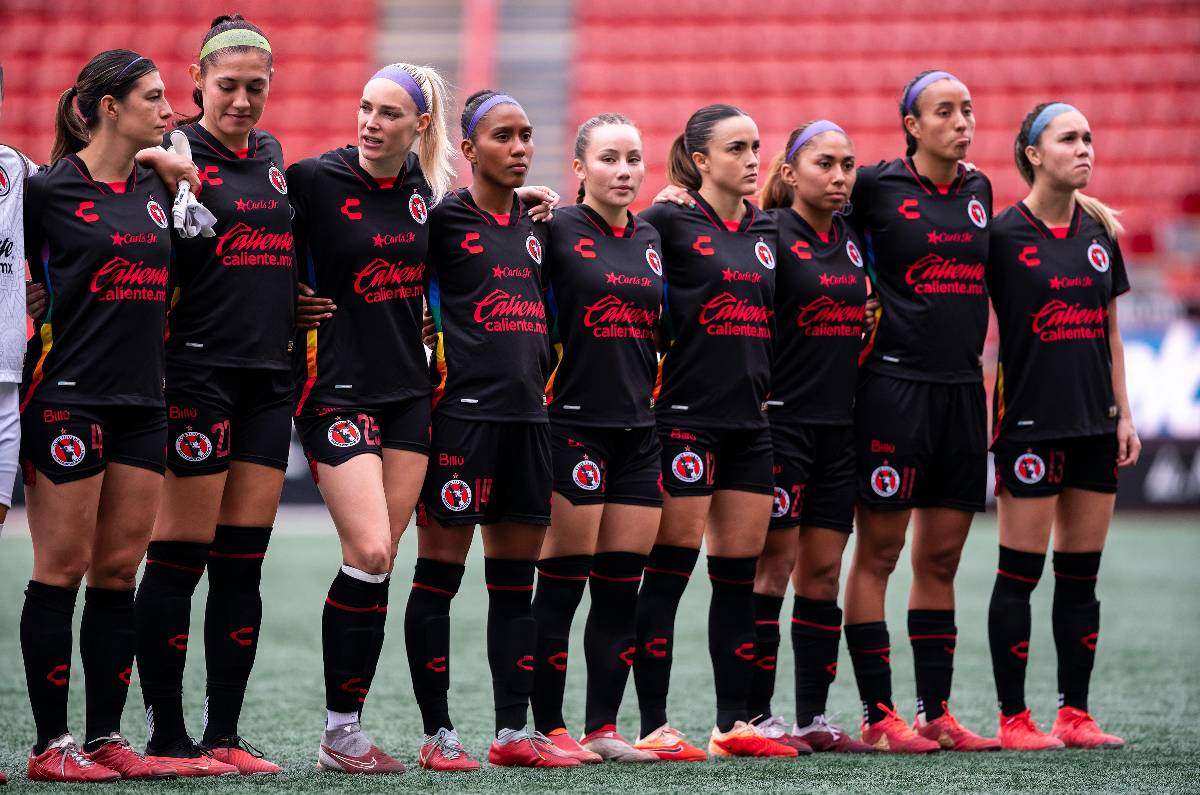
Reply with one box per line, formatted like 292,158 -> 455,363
755,240 -> 775,270
846,239 -> 863,268
50,433 -> 86,467
771,486 -> 791,518
646,246 -> 663,276
146,198 -> 169,229
440,478 -> 473,511
526,235 -> 543,264
572,458 -> 602,491
870,465 -> 900,498
1013,452 -> 1046,485
409,192 -> 428,225
326,419 -> 362,448
0,164 -> 10,197
670,450 -> 704,483
967,198 -> 988,229
1087,242 -> 1110,273
175,430 -> 212,462
268,165 -> 288,195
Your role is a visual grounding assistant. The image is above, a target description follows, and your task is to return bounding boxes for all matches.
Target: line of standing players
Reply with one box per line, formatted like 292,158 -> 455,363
6,14 -> 1140,783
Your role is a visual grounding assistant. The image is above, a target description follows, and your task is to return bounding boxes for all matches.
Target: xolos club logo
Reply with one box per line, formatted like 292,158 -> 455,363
771,486 -> 791,518
146,198 -> 169,229
670,449 -> 704,483
846,240 -> 863,268
175,429 -> 213,462
268,164 -> 288,195
50,433 -> 86,467
646,246 -> 663,275
0,164 -> 9,197
409,192 -> 428,225
526,234 -> 543,264
1087,241 -> 1110,273
870,464 -> 900,498
1013,451 -> 1046,485
967,197 -> 988,228
755,239 -> 775,270
327,418 -> 362,448
572,457 -> 602,491
440,478 -> 473,512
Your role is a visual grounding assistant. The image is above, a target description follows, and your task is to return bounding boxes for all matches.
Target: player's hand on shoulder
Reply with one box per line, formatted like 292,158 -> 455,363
653,185 -> 693,206
518,185 -> 559,222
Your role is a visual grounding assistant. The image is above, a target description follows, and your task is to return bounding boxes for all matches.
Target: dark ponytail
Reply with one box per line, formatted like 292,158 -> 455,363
184,14 -> 272,125
51,49 -> 157,162
760,124 -> 812,210
573,112 -> 637,203
666,103 -> 746,191
899,69 -> 940,157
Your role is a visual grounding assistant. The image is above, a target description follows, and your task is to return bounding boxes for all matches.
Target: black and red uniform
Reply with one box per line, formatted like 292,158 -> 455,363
640,191 -> 776,496
544,203 -> 662,506
418,188 -> 551,526
162,123 -> 296,475
848,158 -> 992,511
767,209 -> 867,531
988,203 -> 1129,497
288,147 -> 432,476
21,156 -> 170,483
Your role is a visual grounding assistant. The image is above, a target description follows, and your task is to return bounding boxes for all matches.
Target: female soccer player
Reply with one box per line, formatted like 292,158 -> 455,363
749,121 -> 873,754
843,70 -> 998,752
20,49 -> 178,782
986,102 -> 1136,751
634,104 -> 794,760
133,15 -> 292,775
285,62 -> 454,774
403,89 -> 578,770
528,113 -> 662,764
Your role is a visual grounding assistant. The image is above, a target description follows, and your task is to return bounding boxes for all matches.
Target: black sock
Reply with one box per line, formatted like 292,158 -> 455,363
988,546 -> 1045,716
323,568 -> 388,714
485,558 -> 536,734
792,596 -> 842,727
136,541 -> 208,750
584,551 -> 644,734
81,586 -> 135,744
404,558 -> 464,735
846,621 -> 891,724
202,524 -> 271,744
634,544 -> 698,738
531,555 -> 591,733
747,593 -> 783,720
909,609 -> 956,720
363,577 -> 392,712
708,556 -> 757,733
21,581 -> 77,753
1052,550 -> 1102,712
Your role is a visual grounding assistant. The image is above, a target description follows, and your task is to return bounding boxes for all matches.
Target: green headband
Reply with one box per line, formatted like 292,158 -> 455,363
199,29 -> 272,61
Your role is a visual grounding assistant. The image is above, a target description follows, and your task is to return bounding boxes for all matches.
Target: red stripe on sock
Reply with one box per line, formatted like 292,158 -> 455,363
791,617 -> 841,632
411,582 -> 456,597
643,566 -> 691,579
998,568 -> 1040,584
909,633 -> 957,641
325,597 -> 380,613
755,619 -> 780,625
145,559 -> 204,575
589,571 -> 641,582
485,583 -> 534,592
1054,571 -> 1098,581
854,646 -> 891,654
537,569 -> 588,581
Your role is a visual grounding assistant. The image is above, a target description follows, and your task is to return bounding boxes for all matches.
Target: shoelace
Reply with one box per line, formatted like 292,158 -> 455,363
1063,710 -> 1096,729
431,729 -> 463,759
218,736 -> 265,758
752,715 -> 787,737
877,703 -> 917,734
1004,711 -> 1040,733
56,741 -> 96,769
530,731 -> 558,756
811,714 -> 844,740
935,702 -> 965,732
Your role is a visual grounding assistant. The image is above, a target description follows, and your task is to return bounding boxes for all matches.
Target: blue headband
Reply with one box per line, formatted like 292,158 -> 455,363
466,94 -> 522,138
1028,103 -> 1078,145
371,64 -> 428,115
786,120 -> 846,161
904,70 -> 958,114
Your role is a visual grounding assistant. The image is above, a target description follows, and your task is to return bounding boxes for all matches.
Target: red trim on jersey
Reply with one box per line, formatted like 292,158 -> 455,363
491,213 -> 510,225
295,328 -> 319,416
723,219 -> 740,232
611,225 -> 625,237
375,176 -> 396,189
62,156 -> 107,194
106,181 -> 127,193
816,230 -> 829,243
234,147 -> 250,159
1014,203 -> 1050,239
1050,226 -> 1068,239
791,617 -> 841,632
333,149 -> 374,191
900,158 -> 935,196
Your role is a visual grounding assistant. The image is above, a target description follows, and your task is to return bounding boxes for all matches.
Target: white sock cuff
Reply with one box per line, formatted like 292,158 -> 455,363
341,564 -> 389,584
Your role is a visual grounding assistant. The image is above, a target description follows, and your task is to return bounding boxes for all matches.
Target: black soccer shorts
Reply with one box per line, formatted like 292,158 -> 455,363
769,421 -> 855,532
656,423 -> 774,498
993,433 -> 1119,498
21,401 -> 166,485
551,422 -> 661,507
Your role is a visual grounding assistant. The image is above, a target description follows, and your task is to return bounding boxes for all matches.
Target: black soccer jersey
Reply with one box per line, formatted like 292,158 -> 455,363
544,203 -> 662,428
640,191 -> 776,430
289,147 -> 431,412
987,202 -> 1130,443
22,155 -> 171,407
848,157 -> 992,383
164,123 -> 296,370
427,188 -> 550,422
768,209 -> 867,425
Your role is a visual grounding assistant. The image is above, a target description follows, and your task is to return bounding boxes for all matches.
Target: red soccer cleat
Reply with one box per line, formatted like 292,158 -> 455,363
1051,707 -> 1125,750
579,725 -> 658,763
708,721 -> 799,758
753,716 -> 812,755
999,710 -> 1066,751
860,704 -> 941,753
914,702 -> 1001,751
544,728 -> 602,763
201,736 -> 282,774
143,737 -> 240,777
488,729 -> 581,768
793,715 -> 875,753
86,733 -> 177,779
317,724 -> 406,774
634,723 -> 708,762
418,728 -> 481,771
27,734 -> 121,783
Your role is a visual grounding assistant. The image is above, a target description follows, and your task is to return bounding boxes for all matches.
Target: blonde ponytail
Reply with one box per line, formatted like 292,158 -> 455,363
399,64 -> 454,206
1075,191 -> 1124,239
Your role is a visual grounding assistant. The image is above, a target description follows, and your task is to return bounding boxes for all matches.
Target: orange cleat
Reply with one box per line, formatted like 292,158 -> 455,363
143,738 -> 240,778
914,702 -> 1001,751
634,723 -> 708,762
487,729 -> 581,768
998,710 -> 1066,751
708,721 -> 799,758
201,736 -> 281,774
860,704 -> 941,753
543,728 -> 602,763
86,733 -> 177,779
28,734 -> 121,783
1051,707 -> 1125,750
418,728 -> 481,771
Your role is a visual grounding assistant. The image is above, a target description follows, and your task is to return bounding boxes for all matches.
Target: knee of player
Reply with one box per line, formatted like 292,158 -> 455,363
798,561 -> 842,602
345,543 -> 393,576
87,561 -> 139,591
754,552 -> 794,595
914,545 -> 963,584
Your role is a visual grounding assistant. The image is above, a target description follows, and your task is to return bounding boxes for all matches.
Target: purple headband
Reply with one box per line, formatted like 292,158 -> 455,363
114,56 -> 146,82
466,94 -> 522,138
371,64 -> 428,115
904,70 -> 958,114
786,120 -> 846,161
